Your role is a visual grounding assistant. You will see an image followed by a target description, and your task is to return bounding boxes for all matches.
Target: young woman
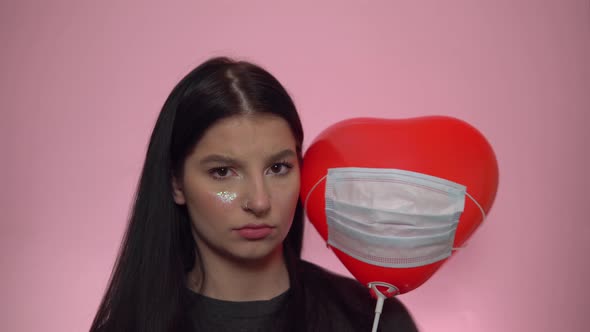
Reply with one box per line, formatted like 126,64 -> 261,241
90,57 -> 418,332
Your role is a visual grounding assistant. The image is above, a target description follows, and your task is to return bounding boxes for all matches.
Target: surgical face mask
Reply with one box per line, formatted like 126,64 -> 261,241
324,167 -> 467,268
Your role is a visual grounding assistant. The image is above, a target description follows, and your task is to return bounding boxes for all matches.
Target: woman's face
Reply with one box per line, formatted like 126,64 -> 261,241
173,114 -> 300,265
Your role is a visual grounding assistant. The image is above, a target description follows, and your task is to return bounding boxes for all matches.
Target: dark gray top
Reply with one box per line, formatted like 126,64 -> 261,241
187,290 -> 288,332
185,260 -> 419,331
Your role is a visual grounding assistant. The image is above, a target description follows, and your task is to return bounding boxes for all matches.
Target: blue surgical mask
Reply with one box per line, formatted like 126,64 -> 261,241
324,167 -> 467,268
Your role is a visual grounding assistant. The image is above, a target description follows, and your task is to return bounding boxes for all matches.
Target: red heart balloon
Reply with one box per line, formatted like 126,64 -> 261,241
301,116 -> 499,294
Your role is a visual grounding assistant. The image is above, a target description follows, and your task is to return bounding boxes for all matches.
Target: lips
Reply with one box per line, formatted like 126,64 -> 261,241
235,224 -> 274,240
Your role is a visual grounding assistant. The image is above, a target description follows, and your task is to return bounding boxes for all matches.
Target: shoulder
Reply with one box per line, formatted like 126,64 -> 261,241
298,260 -> 419,332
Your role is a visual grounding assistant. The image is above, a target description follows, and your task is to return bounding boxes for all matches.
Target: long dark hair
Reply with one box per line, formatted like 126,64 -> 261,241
90,57 -> 305,332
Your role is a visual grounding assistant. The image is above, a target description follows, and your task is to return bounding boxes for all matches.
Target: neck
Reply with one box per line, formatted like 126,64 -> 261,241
187,245 -> 290,301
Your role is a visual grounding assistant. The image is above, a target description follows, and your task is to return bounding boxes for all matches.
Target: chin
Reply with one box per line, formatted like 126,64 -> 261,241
228,242 -> 282,264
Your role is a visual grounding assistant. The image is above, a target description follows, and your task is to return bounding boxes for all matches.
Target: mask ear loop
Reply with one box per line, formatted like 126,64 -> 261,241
303,174 -> 329,247
303,174 -> 327,217
452,192 -> 486,251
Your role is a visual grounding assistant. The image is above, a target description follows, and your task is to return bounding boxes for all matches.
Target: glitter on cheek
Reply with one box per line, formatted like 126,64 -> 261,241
216,191 -> 237,204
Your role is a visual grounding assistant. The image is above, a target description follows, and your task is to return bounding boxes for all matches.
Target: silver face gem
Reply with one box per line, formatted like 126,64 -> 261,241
216,191 -> 237,203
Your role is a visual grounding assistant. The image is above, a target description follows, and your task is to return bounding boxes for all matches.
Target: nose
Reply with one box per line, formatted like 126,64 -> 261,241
242,176 -> 271,217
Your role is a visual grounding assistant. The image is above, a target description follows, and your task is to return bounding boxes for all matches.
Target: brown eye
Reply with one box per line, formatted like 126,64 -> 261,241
209,167 -> 234,180
266,162 -> 293,176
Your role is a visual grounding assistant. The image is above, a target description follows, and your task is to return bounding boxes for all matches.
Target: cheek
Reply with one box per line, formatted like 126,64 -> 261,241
286,185 -> 300,205
214,191 -> 240,205
200,191 -> 243,213
272,179 -> 300,214
185,189 -> 241,225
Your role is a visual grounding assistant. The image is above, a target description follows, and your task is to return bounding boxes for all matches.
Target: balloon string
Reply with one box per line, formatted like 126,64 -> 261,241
371,305 -> 383,332
368,282 -> 399,332
452,192 -> 486,251
303,174 -> 327,218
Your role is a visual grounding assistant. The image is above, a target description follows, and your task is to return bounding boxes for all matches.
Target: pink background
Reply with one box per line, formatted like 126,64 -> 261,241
2,1 -> 589,331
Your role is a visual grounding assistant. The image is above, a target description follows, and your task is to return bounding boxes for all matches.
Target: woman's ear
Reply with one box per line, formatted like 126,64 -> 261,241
171,177 -> 186,205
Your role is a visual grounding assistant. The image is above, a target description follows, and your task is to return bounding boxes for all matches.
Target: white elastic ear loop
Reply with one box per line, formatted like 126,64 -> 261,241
303,174 -> 327,216
368,282 -> 399,332
452,192 -> 486,251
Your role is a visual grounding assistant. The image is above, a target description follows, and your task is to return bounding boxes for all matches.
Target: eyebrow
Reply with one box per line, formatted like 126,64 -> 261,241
199,149 -> 297,166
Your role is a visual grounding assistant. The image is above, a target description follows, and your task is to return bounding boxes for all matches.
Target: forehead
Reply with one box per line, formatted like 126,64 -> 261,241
191,114 -> 296,158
